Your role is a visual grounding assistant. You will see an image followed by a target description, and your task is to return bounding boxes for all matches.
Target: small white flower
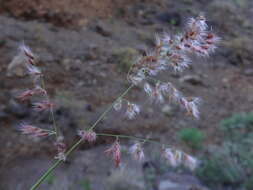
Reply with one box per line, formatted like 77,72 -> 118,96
126,102 -> 140,119
144,83 -> 153,96
113,98 -> 122,111
188,98 -> 201,119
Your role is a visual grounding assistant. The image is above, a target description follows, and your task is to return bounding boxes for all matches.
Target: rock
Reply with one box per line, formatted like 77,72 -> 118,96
158,172 -> 209,190
243,69 -> 253,76
156,12 -> 181,26
162,105 -> 174,117
94,22 -> 112,37
85,104 -> 93,112
223,37 -> 253,66
208,0 -> 249,36
180,75 -> 204,86
6,99 -> 28,118
106,168 -> 145,190
159,180 -> 182,190
0,106 -> 8,119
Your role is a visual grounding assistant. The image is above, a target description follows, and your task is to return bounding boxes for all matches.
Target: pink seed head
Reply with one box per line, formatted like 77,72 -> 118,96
78,130 -> 97,143
182,153 -> 198,171
105,139 -> 121,167
19,123 -> 52,138
17,90 -> 35,101
19,43 -> 35,65
54,137 -> 67,161
33,101 -> 54,111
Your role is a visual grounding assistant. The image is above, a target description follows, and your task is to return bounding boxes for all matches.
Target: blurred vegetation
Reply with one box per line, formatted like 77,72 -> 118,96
111,47 -> 138,72
79,179 -> 91,190
178,128 -> 205,149
44,173 -> 56,185
197,112 -> 253,189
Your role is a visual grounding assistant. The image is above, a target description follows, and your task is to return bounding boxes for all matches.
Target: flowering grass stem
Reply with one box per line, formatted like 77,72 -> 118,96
30,131 -> 169,190
18,14 -> 219,189
30,84 -> 134,189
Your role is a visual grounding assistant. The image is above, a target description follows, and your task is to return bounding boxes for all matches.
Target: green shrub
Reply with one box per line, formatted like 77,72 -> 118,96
221,112 -> 253,130
79,179 -> 91,190
178,128 -> 205,149
198,112 -> 253,189
197,148 -> 243,188
111,48 -> 138,72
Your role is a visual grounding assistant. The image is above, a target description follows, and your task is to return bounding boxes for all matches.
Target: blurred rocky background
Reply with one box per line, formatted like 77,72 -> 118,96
0,0 -> 253,189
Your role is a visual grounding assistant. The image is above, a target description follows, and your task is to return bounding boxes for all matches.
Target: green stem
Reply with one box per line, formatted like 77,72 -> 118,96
30,138 -> 83,190
89,84 -> 134,131
97,133 -> 170,147
30,130 -> 171,190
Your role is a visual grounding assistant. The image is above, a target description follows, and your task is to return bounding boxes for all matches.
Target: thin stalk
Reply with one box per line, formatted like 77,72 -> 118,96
97,133 -> 171,147
30,130 -> 171,190
30,84 -> 134,189
30,138 -> 83,190
89,84 -> 134,131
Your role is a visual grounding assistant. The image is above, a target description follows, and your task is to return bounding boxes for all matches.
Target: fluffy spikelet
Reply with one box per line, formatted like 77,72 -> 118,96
54,136 -> 67,161
19,43 -> 35,64
128,14 -> 219,84
129,143 -> 145,161
163,148 -> 178,167
105,139 -> 121,167
126,102 -> 140,119
78,130 -> 97,143
163,148 -> 198,170
17,86 -> 46,101
26,64 -> 42,76
182,153 -> 198,171
19,123 -> 54,138
33,101 -> 54,111
126,15 -> 218,119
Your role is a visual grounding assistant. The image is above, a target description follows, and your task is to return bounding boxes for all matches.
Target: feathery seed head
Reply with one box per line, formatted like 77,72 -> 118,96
105,139 -> 121,167
33,101 -> 54,111
54,137 -> 67,161
78,130 -> 97,143
163,148 -> 178,167
126,102 -> 140,119
19,123 -> 54,138
129,143 -> 145,161
182,153 -> 198,171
